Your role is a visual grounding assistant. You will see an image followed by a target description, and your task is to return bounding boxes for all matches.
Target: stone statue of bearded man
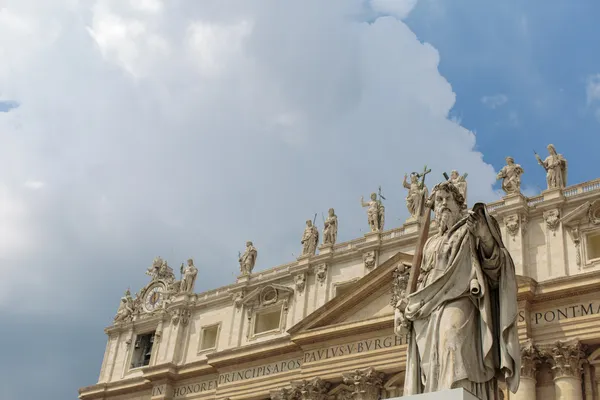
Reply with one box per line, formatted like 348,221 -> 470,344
396,181 -> 520,399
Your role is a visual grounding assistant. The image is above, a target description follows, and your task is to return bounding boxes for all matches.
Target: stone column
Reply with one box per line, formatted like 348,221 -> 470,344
292,377 -> 331,400
342,367 -> 385,400
545,341 -> 584,400
514,341 -> 540,400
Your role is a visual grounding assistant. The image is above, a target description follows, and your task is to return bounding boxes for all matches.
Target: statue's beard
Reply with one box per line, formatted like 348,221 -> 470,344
436,208 -> 457,233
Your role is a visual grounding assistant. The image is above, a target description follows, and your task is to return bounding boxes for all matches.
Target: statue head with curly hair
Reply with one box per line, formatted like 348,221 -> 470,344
427,181 -> 466,233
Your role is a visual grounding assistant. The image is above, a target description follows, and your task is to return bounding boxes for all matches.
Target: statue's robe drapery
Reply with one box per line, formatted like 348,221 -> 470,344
542,154 -> 567,189
404,203 -> 520,399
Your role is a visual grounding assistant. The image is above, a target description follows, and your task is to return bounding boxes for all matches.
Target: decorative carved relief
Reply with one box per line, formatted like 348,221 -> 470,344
544,209 -> 561,235
504,215 -> 520,240
390,263 -> 411,308
315,264 -> 328,285
270,387 -> 300,400
571,226 -> 582,268
291,377 -> 331,400
543,340 -> 585,379
232,292 -> 244,309
342,367 -> 385,400
170,308 -> 192,327
363,251 -> 377,270
588,200 -> 600,225
520,341 -> 541,379
294,273 -> 306,292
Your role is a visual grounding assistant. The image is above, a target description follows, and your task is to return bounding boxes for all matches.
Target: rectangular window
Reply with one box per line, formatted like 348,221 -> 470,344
200,324 -> 220,351
130,332 -> 155,369
587,232 -> 600,261
254,308 -> 281,334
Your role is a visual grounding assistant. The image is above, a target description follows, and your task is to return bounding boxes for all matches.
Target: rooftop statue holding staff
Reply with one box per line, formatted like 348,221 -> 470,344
395,174 -> 520,399
360,187 -> 385,232
535,144 -> 567,189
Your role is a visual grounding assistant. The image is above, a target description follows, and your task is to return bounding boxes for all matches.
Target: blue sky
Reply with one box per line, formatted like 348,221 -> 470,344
0,1 -> 599,400
406,0 -> 600,191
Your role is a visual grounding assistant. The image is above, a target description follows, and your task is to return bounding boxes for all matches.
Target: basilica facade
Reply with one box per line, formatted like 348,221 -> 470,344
79,163 -> 600,400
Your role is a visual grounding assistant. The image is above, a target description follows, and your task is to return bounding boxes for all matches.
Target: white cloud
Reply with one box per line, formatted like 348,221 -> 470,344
586,74 -> 600,122
0,0 -> 502,316
370,0 -> 419,19
23,180 -> 45,189
481,94 -> 508,109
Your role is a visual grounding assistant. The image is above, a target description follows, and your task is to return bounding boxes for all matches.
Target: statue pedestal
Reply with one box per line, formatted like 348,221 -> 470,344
503,192 -> 527,206
542,187 -> 564,201
236,274 -> 250,283
364,231 -> 380,243
318,244 -> 333,255
403,218 -> 420,235
390,389 -> 481,400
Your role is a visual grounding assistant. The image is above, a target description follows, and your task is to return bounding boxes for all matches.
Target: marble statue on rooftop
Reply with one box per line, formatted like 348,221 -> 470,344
395,181 -> 520,399
239,241 -> 257,275
180,258 -> 198,293
114,289 -> 134,323
403,172 -> 429,219
535,144 -> 567,189
301,219 -> 319,256
322,208 -> 338,246
360,192 -> 385,232
449,170 -> 468,203
497,156 -> 524,195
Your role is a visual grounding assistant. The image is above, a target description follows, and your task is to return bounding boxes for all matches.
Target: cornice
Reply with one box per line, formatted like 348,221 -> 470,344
291,315 -> 393,346
79,377 -> 151,400
206,336 -> 300,368
518,270 -> 600,303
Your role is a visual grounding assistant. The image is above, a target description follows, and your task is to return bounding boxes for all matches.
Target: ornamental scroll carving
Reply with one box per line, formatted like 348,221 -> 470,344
363,251 -> 377,270
504,215 -> 520,240
342,367 -> 385,400
315,264 -> 328,285
294,273 -> 306,292
544,209 -> 561,235
390,263 -> 411,308
542,340 -> 585,379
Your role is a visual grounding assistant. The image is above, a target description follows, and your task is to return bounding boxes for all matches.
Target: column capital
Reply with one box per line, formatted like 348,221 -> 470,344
342,367 -> 384,400
542,340 -> 585,380
521,340 -> 542,379
291,377 -> 331,400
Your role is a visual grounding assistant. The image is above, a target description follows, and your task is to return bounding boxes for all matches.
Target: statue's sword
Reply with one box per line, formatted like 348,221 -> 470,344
398,167 -> 433,312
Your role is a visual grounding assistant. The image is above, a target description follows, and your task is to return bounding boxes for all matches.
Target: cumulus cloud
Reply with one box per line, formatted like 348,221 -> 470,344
481,94 -> 508,109
370,0 -> 419,19
586,74 -> 600,121
0,0 -> 501,319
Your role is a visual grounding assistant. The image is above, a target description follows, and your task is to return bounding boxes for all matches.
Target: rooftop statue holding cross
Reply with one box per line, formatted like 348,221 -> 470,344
402,165 -> 431,220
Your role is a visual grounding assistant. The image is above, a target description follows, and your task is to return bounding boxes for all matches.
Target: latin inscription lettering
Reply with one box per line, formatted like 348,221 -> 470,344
527,302 -> 600,326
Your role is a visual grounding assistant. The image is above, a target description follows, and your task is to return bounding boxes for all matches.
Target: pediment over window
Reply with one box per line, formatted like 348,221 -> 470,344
241,284 -> 294,308
561,200 -> 600,227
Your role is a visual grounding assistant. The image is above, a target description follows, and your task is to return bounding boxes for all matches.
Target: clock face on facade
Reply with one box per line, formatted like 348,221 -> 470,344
144,284 -> 165,312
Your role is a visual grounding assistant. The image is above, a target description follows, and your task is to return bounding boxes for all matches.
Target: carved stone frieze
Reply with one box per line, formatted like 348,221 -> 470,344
520,341 -> 541,379
291,377 -> 331,400
294,273 -> 306,292
342,367 -> 385,400
363,251 -> 377,270
542,341 -> 585,379
232,292 -> 244,309
571,226 -> 582,267
315,264 -> 328,285
544,209 -> 561,235
589,200 -> 600,225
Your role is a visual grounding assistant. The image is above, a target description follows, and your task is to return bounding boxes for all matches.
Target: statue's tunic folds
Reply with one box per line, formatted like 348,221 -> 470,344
404,205 -> 520,399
